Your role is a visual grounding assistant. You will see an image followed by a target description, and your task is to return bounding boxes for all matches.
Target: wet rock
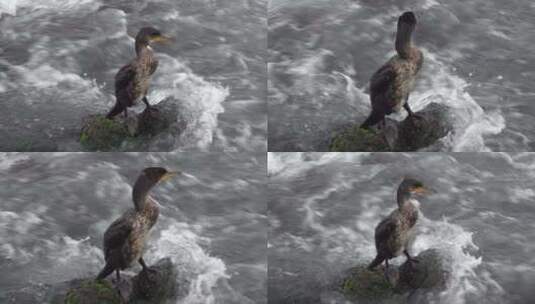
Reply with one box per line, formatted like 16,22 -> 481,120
396,249 -> 449,292
46,258 -> 181,304
130,258 -> 178,303
79,99 -> 186,151
329,103 -> 454,152
340,249 -> 450,303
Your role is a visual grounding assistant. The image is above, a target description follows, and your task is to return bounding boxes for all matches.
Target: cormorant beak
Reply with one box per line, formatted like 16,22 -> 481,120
152,35 -> 172,44
161,171 -> 181,181
412,186 -> 428,195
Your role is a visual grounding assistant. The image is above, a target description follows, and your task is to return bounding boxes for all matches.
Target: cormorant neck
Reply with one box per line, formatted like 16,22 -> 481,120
395,23 -> 414,59
135,40 -> 151,57
132,174 -> 158,211
396,189 -> 412,209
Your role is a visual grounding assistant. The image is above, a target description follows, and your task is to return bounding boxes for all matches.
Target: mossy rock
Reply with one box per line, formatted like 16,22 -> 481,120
329,103 -> 454,152
80,115 -> 131,151
329,126 -> 390,152
80,98 -> 185,151
64,279 -> 121,304
342,265 -> 395,300
341,249 -> 450,303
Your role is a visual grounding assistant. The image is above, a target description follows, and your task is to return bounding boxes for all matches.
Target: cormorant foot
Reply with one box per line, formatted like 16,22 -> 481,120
144,105 -> 159,113
408,113 -> 425,120
407,257 -> 420,268
142,266 -> 158,275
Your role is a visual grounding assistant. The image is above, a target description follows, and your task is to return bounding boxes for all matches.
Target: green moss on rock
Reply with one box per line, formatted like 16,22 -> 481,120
342,265 -> 395,301
64,279 -> 121,304
329,126 -> 390,152
80,115 -> 131,151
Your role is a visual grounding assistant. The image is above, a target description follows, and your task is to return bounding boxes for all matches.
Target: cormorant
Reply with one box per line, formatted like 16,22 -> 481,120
106,27 -> 171,119
360,12 -> 424,129
96,167 -> 179,281
368,178 -> 429,273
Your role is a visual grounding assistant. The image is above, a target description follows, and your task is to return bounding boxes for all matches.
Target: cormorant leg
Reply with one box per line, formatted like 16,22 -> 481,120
142,96 -> 151,109
404,101 -> 425,121
139,257 -> 156,274
404,249 -> 419,265
114,270 -> 124,301
139,257 -> 149,271
403,102 -> 415,116
383,259 -> 391,284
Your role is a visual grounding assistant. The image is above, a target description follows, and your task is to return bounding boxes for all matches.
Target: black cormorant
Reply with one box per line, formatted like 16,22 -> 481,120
360,12 -> 424,129
106,27 -> 171,119
96,167 -> 179,281
368,178 -> 429,272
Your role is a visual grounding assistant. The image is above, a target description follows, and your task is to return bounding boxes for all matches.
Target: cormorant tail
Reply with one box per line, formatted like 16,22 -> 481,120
106,102 -> 123,119
360,110 -> 384,129
96,263 -> 114,280
368,255 -> 385,270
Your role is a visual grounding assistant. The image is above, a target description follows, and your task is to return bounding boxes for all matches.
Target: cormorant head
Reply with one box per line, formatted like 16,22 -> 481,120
132,167 -> 180,210
399,178 -> 428,196
398,11 -> 417,27
142,167 -> 180,184
135,27 -> 171,47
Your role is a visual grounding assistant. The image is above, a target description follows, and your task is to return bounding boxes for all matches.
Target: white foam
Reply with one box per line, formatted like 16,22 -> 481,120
414,215 -> 505,303
421,0 -> 441,10
0,153 -> 30,170
12,0 -> 98,13
267,152 -> 370,177
0,0 -> 17,15
148,54 -> 228,150
146,221 -> 233,304
43,236 -> 104,280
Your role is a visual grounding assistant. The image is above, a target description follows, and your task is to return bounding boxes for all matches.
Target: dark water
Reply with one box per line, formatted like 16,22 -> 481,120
0,0 -> 266,151
268,152 -> 535,304
268,0 -> 535,151
0,152 -> 267,304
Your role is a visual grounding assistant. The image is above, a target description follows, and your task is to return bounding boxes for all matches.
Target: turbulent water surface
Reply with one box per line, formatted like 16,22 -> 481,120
268,0 -> 535,151
0,152 -> 267,304
268,152 -> 535,304
0,0 -> 266,151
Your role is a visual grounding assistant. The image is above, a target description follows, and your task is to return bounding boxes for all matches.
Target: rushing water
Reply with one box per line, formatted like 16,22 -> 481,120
0,152 -> 267,304
268,152 -> 535,304
268,0 -> 535,151
0,0 -> 266,151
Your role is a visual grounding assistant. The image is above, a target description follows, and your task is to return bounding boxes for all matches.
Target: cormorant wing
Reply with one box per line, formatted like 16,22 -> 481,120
369,63 -> 396,99
103,211 -> 135,254
149,60 -> 159,75
374,215 -> 399,247
114,61 -> 136,94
